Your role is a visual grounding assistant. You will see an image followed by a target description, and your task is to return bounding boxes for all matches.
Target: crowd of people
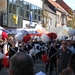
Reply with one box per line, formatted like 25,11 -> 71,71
0,35 -> 75,75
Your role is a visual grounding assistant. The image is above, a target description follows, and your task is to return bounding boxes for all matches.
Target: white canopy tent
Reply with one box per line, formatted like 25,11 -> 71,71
0,26 -> 10,34
0,26 -> 4,29
49,25 -> 70,37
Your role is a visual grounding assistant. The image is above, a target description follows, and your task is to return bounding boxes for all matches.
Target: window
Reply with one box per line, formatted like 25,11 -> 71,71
9,2 -> 13,13
12,0 -> 41,21
16,0 -> 19,4
23,9 -> 26,18
62,15 -> 67,24
57,15 -> 60,23
9,0 -> 13,13
13,5 -> 16,14
50,18 -> 52,25
16,6 -> 20,15
13,0 -> 20,4
20,0 -> 23,5
30,5 -> 33,11
34,6 -> 37,13
64,16 -> 67,24
38,16 -> 41,21
38,8 -> 41,14
13,5 -> 23,16
26,11 -> 29,19
26,3 -> 30,10
32,5 -> 35,11
3,13 -> 7,26
13,0 -> 17,4
37,7 -> 42,21
23,1 -> 27,10
9,0 -> 13,3
34,14 -> 37,20
19,7 -> 22,16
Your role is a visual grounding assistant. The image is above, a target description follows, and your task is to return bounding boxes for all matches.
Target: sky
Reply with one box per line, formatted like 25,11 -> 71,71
63,0 -> 75,10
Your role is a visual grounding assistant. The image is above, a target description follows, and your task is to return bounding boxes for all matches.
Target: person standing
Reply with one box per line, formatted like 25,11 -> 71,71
0,39 -> 4,70
67,40 -> 75,54
56,40 -> 72,75
69,53 -> 75,75
46,40 -> 57,75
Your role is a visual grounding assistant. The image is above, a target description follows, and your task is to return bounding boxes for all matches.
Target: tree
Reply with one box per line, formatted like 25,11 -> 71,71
68,9 -> 75,29
42,10 -> 50,28
42,0 -> 50,28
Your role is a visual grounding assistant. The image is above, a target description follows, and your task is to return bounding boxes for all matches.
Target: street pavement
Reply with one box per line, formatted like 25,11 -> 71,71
0,60 -> 56,75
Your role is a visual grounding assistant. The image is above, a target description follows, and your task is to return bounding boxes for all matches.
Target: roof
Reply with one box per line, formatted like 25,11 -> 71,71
61,1 -> 72,12
48,0 -> 57,8
55,0 -> 72,12
44,4 -> 56,14
48,0 -> 68,14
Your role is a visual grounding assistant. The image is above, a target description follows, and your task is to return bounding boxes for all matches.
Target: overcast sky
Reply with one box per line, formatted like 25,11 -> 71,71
63,0 -> 75,10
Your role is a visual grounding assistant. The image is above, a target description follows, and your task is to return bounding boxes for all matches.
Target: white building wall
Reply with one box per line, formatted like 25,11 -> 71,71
24,0 -> 42,8
23,20 -> 37,28
48,13 -> 56,28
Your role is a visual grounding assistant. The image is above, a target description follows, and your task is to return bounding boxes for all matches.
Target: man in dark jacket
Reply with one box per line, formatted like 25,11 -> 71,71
69,53 -> 75,75
56,40 -> 72,75
46,40 -> 57,75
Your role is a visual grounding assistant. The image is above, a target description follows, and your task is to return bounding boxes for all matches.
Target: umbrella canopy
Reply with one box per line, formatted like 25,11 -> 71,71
2,30 -> 10,34
8,29 -> 19,35
0,26 -> 4,29
0,26 -> 10,34
19,30 -> 29,35
28,30 -> 39,34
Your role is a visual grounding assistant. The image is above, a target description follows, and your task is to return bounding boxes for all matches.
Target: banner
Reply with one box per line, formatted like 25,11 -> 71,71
30,11 -> 32,25
13,14 -> 18,25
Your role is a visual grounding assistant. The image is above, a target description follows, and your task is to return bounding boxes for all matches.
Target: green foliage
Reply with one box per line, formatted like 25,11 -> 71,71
42,0 -> 50,28
68,9 -> 75,29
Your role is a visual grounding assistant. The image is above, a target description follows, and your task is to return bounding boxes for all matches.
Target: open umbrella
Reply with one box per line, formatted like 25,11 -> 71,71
8,29 -> 17,35
20,30 -> 29,35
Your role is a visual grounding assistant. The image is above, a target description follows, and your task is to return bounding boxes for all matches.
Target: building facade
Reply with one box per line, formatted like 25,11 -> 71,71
43,3 -> 56,29
23,0 -> 42,28
48,0 -> 68,27
0,0 -> 42,29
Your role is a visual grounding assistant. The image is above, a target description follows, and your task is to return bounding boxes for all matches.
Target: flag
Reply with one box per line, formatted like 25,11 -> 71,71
13,14 -> 18,25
